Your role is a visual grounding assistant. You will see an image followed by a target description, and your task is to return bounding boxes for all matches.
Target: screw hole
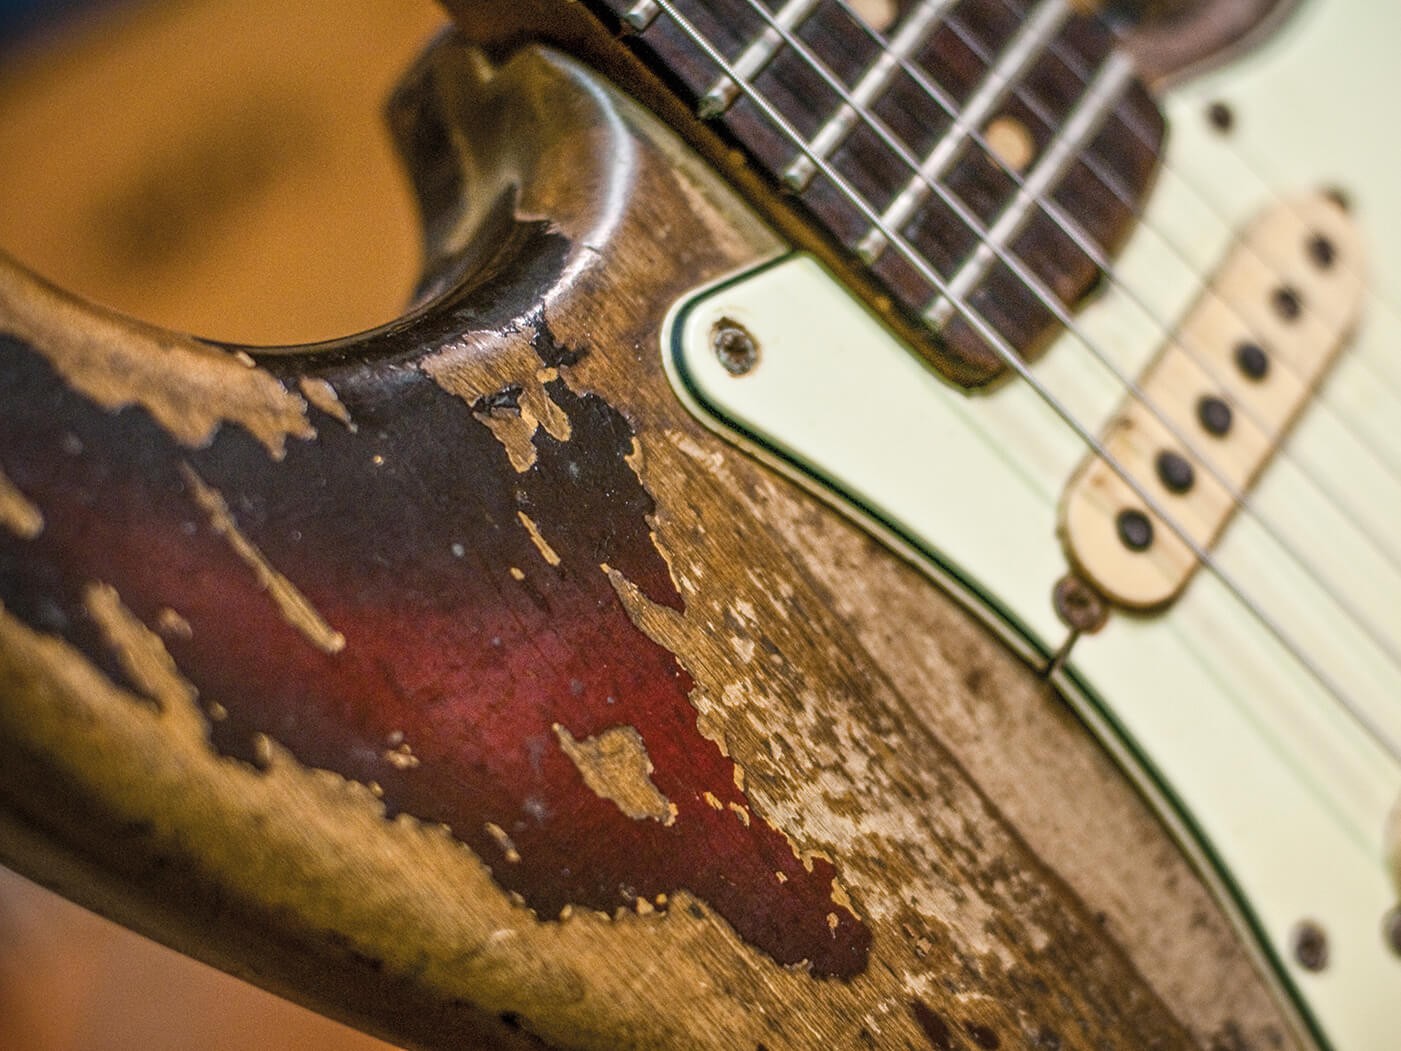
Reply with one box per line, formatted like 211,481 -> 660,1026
1292,921 -> 1329,972
1207,101 -> 1235,133
712,319 -> 759,376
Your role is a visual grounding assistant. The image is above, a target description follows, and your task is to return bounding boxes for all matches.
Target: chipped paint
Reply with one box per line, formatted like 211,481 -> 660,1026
424,328 -> 572,474
0,330 -> 871,979
830,878 -> 858,919
517,511 -> 562,567
183,465 -> 346,656
0,263 -> 310,456
385,741 -> 421,770
84,581 -> 195,715
486,822 -> 522,863
298,376 -> 355,431
554,723 -> 675,826
0,465 -> 42,539
603,469 -> 1019,963
154,606 -> 194,641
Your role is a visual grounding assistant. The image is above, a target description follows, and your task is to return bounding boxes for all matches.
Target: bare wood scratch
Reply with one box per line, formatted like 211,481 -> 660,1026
298,376 -> 356,431
424,328 -> 571,473
0,466 -> 42,539
517,511 -> 562,567
553,723 -> 676,825
0,256 -> 312,457
181,465 -> 345,655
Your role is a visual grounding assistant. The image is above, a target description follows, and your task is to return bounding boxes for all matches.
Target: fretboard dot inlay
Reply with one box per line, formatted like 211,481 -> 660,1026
606,0 -> 1165,385
851,0 -> 897,32
984,114 -> 1036,173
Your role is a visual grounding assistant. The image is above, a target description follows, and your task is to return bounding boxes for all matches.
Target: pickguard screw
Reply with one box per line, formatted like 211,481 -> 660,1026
1207,101 -> 1235,134
1385,907 -> 1401,957
1053,575 -> 1108,634
1116,508 -> 1154,552
1292,920 -> 1329,972
713,319 -> 759,376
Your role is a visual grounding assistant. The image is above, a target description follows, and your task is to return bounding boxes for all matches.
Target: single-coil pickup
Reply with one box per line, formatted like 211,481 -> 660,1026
1061,193 -> 1365,610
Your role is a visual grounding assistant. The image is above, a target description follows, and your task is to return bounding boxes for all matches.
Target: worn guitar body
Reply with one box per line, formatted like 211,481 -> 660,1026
0,3 -> 1385,1049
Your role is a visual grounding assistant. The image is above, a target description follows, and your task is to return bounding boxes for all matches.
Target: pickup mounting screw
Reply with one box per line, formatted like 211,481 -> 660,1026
1234,341 -> 1269,382
1053,575 -> 1107,634
1273,286 -> 1304,322
1292,920 -> 1329,972
1156,450 -> 1195,494
1308,233 -> 1337,269
1116,509 -> 1154,552
1197,395 -> 1233,438
713,319 -> 759,376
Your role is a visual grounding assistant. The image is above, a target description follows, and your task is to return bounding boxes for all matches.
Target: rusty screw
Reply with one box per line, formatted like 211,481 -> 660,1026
713,319 -> 759,376
1053,575 -> 1108,635
1292,920 -> 1329,972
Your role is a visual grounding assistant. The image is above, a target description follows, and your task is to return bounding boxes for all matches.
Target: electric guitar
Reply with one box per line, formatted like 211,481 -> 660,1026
1,1 -> 1397,1048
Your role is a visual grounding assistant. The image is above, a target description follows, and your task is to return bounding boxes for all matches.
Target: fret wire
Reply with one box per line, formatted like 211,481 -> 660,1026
821,0 -> 1401,565
856,0 -> 1070,263
732,0 -> 1401,695
782,0 -> 956,192
649,0 -> 1401,764
698,0 -> 822,119
925,51 -> 1132,327
623,0 -> 662,32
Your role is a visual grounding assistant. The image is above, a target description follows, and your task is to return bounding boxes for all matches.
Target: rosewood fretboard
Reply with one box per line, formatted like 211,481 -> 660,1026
587,0 -> 1165,386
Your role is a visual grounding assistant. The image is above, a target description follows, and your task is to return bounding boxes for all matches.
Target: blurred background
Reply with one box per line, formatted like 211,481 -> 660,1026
0,0 -> 449,1046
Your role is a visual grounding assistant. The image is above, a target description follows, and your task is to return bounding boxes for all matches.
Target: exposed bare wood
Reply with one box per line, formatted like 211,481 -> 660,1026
0,258 -> 313,457
553,724 -> 677,825
0,467 -> 43,540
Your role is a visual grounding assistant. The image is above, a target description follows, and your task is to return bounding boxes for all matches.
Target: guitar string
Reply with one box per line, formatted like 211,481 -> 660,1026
718,0 -> 1401,694
985,0 -> 1401,421
823,0 -> 1401,496
817,0 -> 1401,568
648,0 -> 1401,765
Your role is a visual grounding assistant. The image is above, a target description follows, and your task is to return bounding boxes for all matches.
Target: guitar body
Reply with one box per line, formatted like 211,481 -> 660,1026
0,3 -> 1381,1049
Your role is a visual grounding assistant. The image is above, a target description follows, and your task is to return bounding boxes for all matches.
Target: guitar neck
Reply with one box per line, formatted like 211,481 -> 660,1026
559,0 -> 1165,385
